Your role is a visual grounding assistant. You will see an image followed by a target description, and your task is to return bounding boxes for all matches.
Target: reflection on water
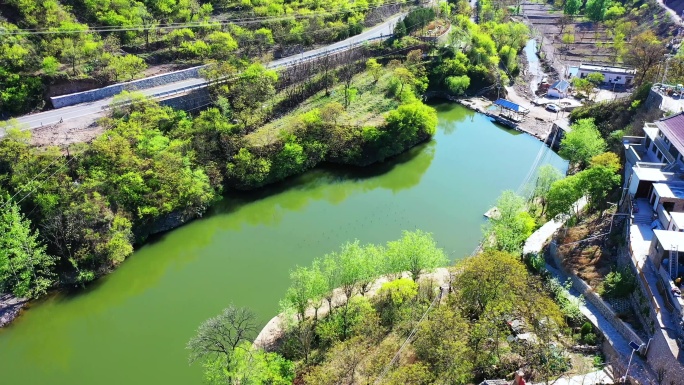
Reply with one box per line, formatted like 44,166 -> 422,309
0,104 -> 568,385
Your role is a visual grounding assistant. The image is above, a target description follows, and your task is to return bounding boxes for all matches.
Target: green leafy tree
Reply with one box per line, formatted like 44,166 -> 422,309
559,119 -> 606,169
107,54 -> 147,81
446,75 -> 470,95
546,176 -> 583,218
586,0 -> 609,22
485,191 -> 536,254
394,20 -> 407,38
577,164 -> 620,212
41,56 -> 60,76
531,164 -> 564,214
586,72 -> 605,86
375,277 -> 418,327
385,230 -> 447,281
564,0 -> 581,15
231,63 -> 278,129
0,196 -> 56,298
366,58 -> 383,82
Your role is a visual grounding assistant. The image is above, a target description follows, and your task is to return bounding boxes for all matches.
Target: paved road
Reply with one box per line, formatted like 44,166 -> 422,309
9,14 -> 404,132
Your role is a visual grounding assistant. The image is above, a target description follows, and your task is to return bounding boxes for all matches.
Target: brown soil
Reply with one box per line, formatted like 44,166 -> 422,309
556,210 -> 624,289
30,113 -> 107,149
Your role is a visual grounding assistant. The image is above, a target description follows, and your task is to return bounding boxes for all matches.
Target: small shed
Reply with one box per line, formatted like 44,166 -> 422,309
547,80 -> 570,98
493,98 -> 529,122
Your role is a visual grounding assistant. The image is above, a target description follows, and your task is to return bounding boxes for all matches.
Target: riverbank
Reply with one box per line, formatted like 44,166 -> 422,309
0,294 -> 27,328
253,268 -> 452,350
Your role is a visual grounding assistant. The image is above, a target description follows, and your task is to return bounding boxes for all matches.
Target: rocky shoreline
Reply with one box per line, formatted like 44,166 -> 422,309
0,294 -> 27,328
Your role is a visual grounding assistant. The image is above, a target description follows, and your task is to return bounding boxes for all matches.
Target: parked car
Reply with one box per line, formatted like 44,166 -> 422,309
546,103 -> 560,112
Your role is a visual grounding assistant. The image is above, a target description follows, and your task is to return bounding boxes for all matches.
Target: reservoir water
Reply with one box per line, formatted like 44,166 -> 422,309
0,104 -> 567,385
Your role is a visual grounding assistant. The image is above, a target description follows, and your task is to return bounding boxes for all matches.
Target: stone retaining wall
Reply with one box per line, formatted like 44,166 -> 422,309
158,88 -> 212,112
549,242 -> 645,347
50,66 -> 205,108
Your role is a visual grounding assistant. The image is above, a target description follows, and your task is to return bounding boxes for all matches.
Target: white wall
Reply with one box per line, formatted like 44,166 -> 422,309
578,69 -> 633,85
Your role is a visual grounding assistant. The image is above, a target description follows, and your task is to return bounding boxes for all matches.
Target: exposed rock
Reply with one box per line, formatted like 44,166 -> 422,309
0,294 -> 28,328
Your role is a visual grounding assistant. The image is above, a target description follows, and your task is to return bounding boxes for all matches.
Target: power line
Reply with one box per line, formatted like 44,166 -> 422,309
373,288 -> 443,384
0,2 -> 407,35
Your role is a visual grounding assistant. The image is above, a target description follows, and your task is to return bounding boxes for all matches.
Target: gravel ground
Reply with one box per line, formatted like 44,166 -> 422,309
30,112 -> 106,148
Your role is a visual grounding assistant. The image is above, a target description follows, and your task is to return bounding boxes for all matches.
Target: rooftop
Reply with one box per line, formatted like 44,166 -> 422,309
551,80 -> 570,92
633,165 -> 672,182
655,112 -> 684,156
494,98 -> 529,113
553,119 -> 571,132
653,182 -> 684,200
670,212 -> 684,229
654,229 -> 684,250
579,63 -> 636,74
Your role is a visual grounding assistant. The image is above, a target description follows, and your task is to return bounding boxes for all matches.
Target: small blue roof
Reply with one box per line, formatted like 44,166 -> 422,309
494,98 -> 528,113
551,79 -> 570,91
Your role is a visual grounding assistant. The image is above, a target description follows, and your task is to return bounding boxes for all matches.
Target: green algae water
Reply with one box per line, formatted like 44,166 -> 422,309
0,104 -> 567,384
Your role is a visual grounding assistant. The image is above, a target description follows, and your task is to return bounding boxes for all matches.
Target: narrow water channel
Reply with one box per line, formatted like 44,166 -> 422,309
525,38 -> 543,95
0,104 -> 567,385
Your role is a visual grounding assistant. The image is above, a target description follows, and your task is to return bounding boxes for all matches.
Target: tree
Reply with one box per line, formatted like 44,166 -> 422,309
564,0 -> 581,15
394,20 -> 407,38
366,58 -> 383,82
392,67 -> 416,98
0,195 -> 56,298
385,230 -> 447,281
485,191 -> 536,254
589,152 -> 620,172
206,31 -> 238,60
187,305 -> 258,383
559,119 -> 606,169
107,54 -> 147,81
375,278 -> 418,327
320,102 -> 344,126
586,72 -> 605,86
577,164 -> 620,212
41,56 -> 60,76
201,341 -> 294,385
625,31 -> 666,86
546,176 -> 583,218
585,0 -> 609,22
531,164 -> 564,214
413,306 -> 472,383
572,77 -> 593,98
561,33 -> 575,52
446,75 -> 470,95
230,63 -> 278,129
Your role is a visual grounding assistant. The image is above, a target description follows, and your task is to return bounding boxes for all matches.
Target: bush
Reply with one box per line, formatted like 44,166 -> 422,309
583,332 -> 597,345
599,268 -> 636,298
580,321 -> 593,336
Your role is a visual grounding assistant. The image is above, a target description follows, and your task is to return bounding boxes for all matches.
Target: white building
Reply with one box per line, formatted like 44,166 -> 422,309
572,63 -> 636,85
547,80 -> 570,98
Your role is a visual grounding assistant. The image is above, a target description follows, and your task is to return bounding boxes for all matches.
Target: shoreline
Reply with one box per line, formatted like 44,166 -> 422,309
253,268 -> 452,350
0,294 -> 27,328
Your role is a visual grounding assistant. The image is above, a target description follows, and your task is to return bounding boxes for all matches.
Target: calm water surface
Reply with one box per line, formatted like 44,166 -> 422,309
0,104 -> 567,384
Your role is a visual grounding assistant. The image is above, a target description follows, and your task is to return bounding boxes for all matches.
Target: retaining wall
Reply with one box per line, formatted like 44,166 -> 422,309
158,88 -> 212,112
50,66 -> 205,108
549,242 -> 645,347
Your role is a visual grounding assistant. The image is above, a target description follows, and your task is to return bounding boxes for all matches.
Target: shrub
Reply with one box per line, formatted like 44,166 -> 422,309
583,332 -> 597,345
599,267 -> 636,298
580,321 -> 593,336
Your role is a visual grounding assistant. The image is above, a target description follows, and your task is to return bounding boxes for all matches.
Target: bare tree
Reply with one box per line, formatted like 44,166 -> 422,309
186,305 -> 258,366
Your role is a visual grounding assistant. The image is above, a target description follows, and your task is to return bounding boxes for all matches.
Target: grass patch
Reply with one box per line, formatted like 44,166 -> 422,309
246,70 -> 400,147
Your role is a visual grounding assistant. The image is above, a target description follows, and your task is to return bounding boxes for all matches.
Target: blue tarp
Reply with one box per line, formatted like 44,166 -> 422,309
493,98 -> 528,113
